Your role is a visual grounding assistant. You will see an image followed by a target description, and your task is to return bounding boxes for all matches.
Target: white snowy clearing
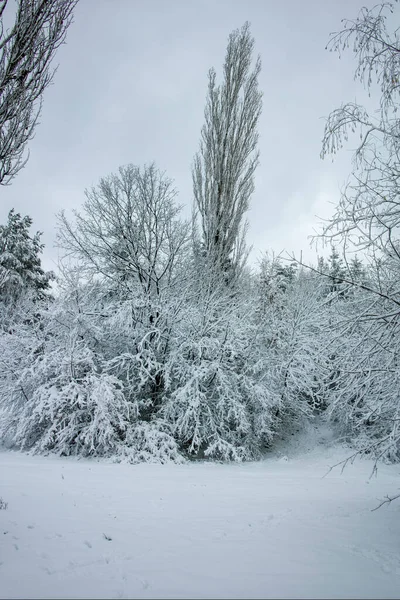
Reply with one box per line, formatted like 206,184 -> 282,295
1,423 -> 400,600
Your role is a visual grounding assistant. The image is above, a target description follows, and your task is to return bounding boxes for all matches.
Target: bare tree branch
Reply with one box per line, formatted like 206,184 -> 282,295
0,0 -> 78,186
372,491 -> 400,511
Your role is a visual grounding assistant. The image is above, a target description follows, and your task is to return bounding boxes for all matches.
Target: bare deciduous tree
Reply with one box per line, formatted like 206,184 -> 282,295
317,1 -> 400,467
318,1 -> 400,312
192,22 -> 262,283
320,1 -> 400,268
58,163 -> 190,298
0,0 -> 78,185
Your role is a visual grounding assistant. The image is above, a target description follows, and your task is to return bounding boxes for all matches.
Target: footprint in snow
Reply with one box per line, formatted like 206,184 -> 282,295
84,540 -> 92,548
27,525 -> 34,529
349,545 -> 398,574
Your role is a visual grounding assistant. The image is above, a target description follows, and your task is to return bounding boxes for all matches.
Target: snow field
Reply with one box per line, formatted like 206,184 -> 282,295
1,446 -> 400,599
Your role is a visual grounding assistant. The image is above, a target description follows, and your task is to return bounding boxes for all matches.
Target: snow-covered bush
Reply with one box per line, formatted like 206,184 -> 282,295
0,285 -> 132,456
15,372 -> 131,457
257,255 -> 332,424
162,278 -> 280,460
115,421 -> 184,464
0,271 -> 188,462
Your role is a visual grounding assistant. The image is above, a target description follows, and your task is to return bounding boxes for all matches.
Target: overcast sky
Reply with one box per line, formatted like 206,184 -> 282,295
0,0 -> 381,272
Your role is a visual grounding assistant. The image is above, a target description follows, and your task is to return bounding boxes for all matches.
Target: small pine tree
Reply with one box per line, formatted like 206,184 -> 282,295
327,247 -> 346,291
349,255 -> 366,283
0,209 -> 53,303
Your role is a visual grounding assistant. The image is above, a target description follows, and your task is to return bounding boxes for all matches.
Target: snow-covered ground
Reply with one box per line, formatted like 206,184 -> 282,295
1,424 -> 400,599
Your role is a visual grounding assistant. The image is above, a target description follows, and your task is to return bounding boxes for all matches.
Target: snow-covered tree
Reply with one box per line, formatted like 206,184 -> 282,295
58,163 -> 189,294
58,163 -> 191,412
0,209 -> 53,306
161,275 -> 280,461
192,22 -> 262,283
348,256 -> 366,284
257,255 -> 332,419
0,273 -> 183,463
0,0 -> 78,185
0,162 -> 193,463
319,1 -> 400,462
257,253 -> 298,309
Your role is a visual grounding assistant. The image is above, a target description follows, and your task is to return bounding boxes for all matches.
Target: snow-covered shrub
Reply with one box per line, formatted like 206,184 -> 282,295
102,294 -> 169,417
162,280 -> 280,460
0,294 -> 50,440
115,420 -> 184,464
0,273 -> 187,463
257,256 -> 331,424
0,287 -> 132,456
15,372 -> 131,457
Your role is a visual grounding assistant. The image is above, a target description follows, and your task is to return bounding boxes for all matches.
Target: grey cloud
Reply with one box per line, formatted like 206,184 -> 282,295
0,0 -> 380,272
